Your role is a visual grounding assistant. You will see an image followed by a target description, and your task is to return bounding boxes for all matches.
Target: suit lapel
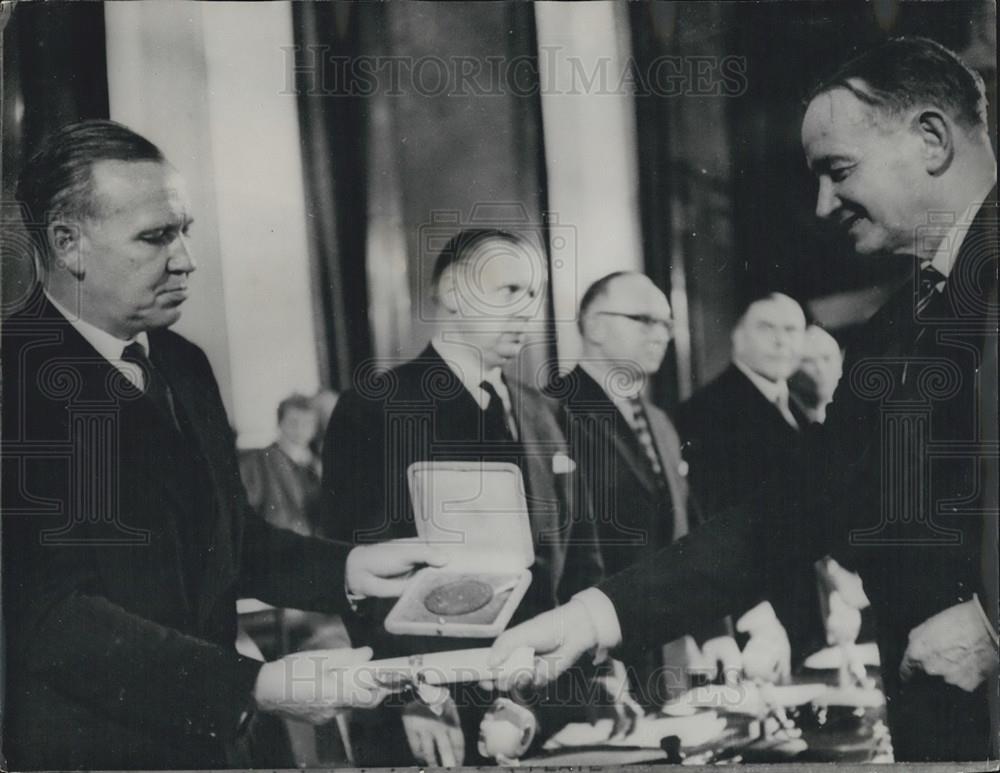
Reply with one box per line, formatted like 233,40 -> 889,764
149,333 -> 238,624
571,368 -> 662,496
507,378 -> 567,590
30,296 -> 193,614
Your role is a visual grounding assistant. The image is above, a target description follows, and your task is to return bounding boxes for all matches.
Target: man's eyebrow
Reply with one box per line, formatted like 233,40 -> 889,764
809,154 -> 853,172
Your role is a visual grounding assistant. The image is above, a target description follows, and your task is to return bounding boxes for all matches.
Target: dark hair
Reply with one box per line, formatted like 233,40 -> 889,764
277,393 -> 315,423
577,270 -> 636,334
807,37 -> 987,131
15,120 -> 166,266
430,229 -> 533,290
735,291 -> 804,327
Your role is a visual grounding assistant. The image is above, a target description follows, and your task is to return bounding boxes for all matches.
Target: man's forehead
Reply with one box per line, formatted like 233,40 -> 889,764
89,159 -> 188,218
601,274 -> 670,313
746,297 -> 805,325
802,86 -> 883,158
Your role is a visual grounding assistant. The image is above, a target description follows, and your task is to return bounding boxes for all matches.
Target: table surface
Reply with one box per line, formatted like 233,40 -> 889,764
524,655 -> 891,766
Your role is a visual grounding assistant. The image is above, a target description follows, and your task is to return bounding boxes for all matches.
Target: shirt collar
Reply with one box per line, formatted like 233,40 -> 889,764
431,336 -> 508,411
924,194 -> 990,278
733,358 -> 789,406
46,291 -> 150,361
579,360 -> 645,422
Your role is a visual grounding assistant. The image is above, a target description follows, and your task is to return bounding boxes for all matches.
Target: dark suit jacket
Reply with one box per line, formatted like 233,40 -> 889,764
550,365 -> 693,577
599,191 -> 998,760
674,364 -> 805,515
322,345 -> 603,659
1,292 -> 353,770
674,363 -> 821,653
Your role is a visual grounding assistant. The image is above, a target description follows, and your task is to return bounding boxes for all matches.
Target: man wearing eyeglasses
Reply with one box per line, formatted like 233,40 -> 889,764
550,272 -> 701,706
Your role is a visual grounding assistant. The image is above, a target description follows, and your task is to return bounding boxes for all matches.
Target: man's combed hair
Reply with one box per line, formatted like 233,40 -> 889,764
808,36 -> 988,131
15,120 -> 165,266
430,228 -> 529,288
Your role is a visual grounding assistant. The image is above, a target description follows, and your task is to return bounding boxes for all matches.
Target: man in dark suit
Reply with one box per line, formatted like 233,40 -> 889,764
550,271 -> 717,705
1,121 -> 441,770
491,37 -> 998,762
323,228 -> 604,766
552,272 -> 691,576
675,292 -> 807,516
675,292 -> 822,657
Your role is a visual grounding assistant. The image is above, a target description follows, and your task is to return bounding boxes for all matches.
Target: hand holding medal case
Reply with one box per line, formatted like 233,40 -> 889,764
384,461 -> 534,637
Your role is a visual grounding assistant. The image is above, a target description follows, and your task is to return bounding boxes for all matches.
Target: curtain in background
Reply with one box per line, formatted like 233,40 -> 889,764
1,1 -> 109,316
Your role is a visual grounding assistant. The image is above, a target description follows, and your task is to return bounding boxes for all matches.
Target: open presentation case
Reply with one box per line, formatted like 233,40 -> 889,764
384,461 -> 535,638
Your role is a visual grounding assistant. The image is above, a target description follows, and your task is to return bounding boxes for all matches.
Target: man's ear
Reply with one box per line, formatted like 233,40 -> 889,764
912,108 -> 954,176
436,267 -> 460,315
47,220 -> 86,279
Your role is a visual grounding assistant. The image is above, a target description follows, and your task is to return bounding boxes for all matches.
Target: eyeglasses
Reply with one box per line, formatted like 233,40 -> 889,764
594,311 -> 674,334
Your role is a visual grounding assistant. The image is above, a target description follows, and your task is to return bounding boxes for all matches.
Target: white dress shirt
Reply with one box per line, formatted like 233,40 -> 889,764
46,291 -> 150,390
733,358 -> 798,429
431,336 -> 519,441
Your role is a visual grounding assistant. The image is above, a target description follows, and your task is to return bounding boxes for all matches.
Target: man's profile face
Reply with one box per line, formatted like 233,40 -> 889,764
802,86 -> 930,256
445,237 -> 545,370
71,159 -> 195,339
589,275 -> 672,376
732,296 -> 805,382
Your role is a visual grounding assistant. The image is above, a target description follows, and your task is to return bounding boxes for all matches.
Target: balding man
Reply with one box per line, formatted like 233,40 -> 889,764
550,272 -> 698,705
1,121 -> 442,769
553,272 -> 691,578
675,292 -> 807,515
490,38 -> 998,761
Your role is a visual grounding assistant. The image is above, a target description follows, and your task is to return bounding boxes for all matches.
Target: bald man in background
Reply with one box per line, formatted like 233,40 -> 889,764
550,272 -> 704,706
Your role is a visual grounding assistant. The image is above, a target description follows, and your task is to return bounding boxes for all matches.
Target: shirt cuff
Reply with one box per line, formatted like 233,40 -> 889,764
572,587 -> 623,650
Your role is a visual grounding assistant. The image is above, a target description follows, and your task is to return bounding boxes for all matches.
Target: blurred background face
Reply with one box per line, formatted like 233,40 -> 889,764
445,237 -> 545,370
795,325 -> 844,402
588,275 -> 673,375
732,295 -> 806,382
278,406 -> 319,450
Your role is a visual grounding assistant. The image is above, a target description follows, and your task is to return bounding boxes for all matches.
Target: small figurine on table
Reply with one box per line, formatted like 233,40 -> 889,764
477,698 -> 538,766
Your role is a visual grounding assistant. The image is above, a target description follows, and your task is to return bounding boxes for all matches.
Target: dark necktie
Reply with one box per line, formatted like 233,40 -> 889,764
121,342 -> 181,432
480,380 -> 514,443
626,395 -> 667,487
915,263 -> 946,317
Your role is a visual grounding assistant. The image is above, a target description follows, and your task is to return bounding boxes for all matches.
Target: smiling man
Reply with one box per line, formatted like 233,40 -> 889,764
1,120 -> 446,769
489,37 -> 998,762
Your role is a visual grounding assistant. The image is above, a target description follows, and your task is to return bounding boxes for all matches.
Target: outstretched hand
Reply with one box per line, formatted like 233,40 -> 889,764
487,600 -> 599,690
345,539 -> 448,598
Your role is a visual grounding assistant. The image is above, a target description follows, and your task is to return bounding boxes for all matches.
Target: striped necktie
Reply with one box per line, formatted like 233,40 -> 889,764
627,395 -> 667,487
915,263 -> 946,317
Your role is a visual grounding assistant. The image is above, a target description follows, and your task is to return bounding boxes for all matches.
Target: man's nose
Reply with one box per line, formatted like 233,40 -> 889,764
815,177 -> 839,220
168,234 -> 197,274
